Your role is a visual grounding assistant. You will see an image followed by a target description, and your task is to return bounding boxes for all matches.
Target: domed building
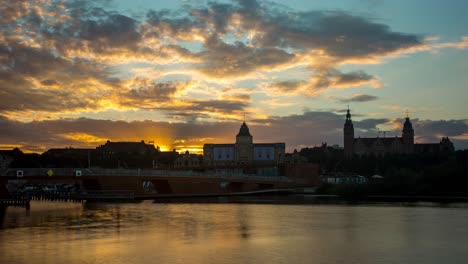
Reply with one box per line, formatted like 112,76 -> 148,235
203,122 -> 285,166
344,109 -> 454,157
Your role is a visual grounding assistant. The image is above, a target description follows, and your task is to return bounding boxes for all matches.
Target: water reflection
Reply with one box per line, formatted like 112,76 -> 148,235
1,200 -> 468,264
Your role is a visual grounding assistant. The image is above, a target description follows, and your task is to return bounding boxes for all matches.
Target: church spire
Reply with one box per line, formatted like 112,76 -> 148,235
345,106 -> 353,125
344,107 -> 354,158
402,112 -> 414,153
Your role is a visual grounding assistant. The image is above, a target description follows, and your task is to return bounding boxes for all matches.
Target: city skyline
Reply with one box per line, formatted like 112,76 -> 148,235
1,0 -> 467,153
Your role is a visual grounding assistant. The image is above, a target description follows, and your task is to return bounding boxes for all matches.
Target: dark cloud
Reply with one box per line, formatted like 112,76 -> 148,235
339,94 -> 379,103
196,38 -> 295,78
125,81 -> 180,102
146,9 -> 203,40
119,79 -> 249,115
311,69 -> 376,91
143,0 -> 421,84
269,80 -> 307,93
159,99 -> 249,117
192,100 -> 248,112
78,14 -> 141,51
355,118 -> 389,130
0,41 -> 114,113
4,44 -> 67,76
2,0 -> 461,146
152,0 -> 423,58
0,72 -> 90,113
222,93 -> 251,101
40,79 -> 59,86
39,6 -> 143,55
167,1 -> 422,90
408,119 -> 468,144
251,10 -> 422,59
0,0 -> 427,115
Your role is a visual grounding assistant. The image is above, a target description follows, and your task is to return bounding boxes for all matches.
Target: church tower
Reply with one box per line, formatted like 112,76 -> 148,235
343,108 -> 354,158
402,116 -> 414,153
235,122 -> 253,164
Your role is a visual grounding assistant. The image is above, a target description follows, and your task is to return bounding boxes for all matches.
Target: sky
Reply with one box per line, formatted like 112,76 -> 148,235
0,0 -> 467,153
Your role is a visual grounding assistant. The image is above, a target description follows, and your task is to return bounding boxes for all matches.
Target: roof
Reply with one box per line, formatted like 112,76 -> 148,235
0,147 -> 23,156
254,143 -> 285,147
98,141 -> 157,153
236,122 -> 252,137
43,148 -> 94,156
354,137 -> 402,147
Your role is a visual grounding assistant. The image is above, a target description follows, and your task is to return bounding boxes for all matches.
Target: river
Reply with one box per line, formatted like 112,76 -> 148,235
1,198 -> 468,264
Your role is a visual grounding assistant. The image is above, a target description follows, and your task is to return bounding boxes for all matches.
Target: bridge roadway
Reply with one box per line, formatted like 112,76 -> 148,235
1,168 -> 297,182
1,168 -> 308,197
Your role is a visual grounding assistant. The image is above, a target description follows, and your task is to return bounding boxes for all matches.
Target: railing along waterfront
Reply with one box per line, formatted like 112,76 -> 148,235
1,168 -> 302,183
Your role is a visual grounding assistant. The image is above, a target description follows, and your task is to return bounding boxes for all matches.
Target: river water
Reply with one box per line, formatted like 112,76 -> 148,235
1,198 -> 468,264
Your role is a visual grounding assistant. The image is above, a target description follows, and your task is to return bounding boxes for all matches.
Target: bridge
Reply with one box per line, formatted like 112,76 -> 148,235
0,168 -> 313,202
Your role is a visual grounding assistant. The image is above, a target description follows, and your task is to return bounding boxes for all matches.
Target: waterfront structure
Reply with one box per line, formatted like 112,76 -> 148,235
343,109 -> 455,157
203,122 -> 285,166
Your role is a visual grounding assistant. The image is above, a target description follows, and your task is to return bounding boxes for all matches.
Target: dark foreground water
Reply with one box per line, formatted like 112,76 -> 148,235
1,198 -> 468,264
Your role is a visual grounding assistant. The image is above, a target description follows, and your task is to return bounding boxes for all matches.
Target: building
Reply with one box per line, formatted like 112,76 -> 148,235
96,140 -> 158,157
174,150 -> 202,168
343,108 -> 454,157
41,147 -> 95,168
95,140 -> 160,168
0,147 -> 23,169
203,122 -> 285,166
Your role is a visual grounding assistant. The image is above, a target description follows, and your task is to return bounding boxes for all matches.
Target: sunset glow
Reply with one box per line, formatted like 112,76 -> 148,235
1,0 -> 467,153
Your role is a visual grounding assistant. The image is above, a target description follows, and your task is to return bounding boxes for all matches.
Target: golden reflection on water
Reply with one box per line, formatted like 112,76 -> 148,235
1,201 -> 468,264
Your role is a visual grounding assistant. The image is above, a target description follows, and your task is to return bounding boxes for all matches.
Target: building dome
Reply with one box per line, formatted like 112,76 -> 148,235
403,117 -> 414,134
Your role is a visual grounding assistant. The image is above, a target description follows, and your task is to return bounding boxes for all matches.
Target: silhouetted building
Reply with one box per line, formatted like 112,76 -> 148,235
414,137 -> 455,154
0,147 -> 23,169
41,147 -> 95,168
97,140 -> 158,157
43,147 -> 95,157
299,143 -> 343,160
203,122 -> 285,166
174,150 -> 202,168
95,140 -> 159,168
344,109 -> 454,157
284,149 -> 308,164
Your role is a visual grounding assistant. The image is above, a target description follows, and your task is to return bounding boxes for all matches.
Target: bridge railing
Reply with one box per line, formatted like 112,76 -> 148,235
1,168 -> 305,183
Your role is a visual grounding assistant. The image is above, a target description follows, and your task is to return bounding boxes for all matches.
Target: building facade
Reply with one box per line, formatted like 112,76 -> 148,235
343,109 -> 454,157
203,122 -> 285,166
174,150 -> 202,168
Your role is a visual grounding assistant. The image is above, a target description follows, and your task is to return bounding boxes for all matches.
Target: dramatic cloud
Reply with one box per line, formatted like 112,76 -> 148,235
196,38 -> 295,78
338,94 -> 379,103
141,0 -> 427,87
121,80 -> 188,107
0,0 -> 466,151
267,80 -> 308,95
310,69 -> 378,92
